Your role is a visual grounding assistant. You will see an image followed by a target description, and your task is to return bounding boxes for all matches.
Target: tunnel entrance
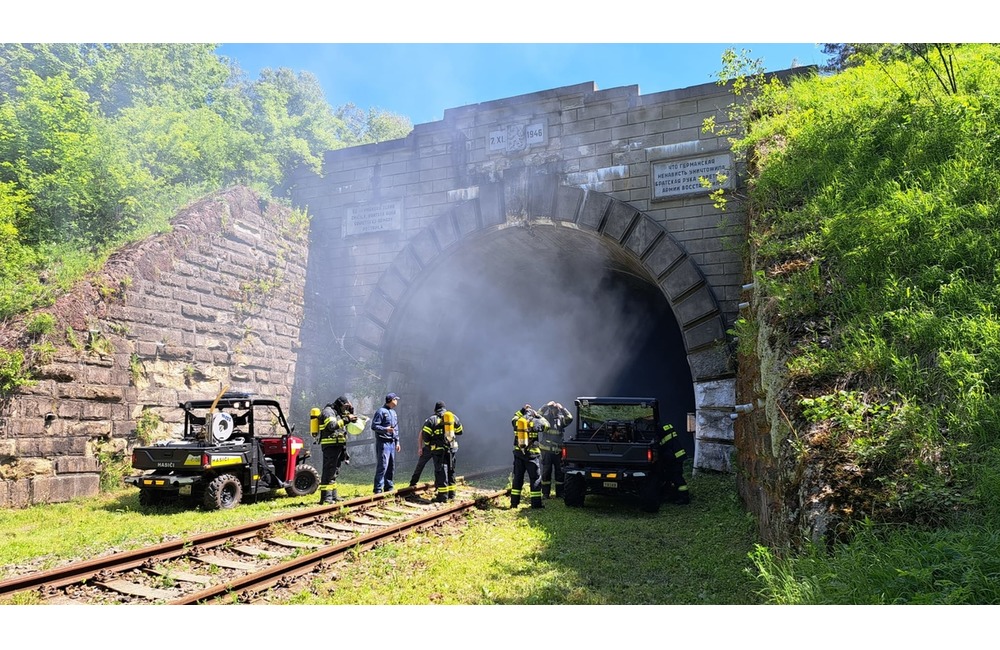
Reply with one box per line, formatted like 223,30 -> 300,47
382,223 -> 696,470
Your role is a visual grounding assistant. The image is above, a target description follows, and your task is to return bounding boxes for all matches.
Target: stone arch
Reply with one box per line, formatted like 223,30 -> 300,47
354,173 -> 735,472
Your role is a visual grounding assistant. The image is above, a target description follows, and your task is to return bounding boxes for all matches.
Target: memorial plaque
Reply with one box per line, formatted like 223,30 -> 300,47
489,122 -> 547,152
343,200 -> 402,236
526,122 -> 546,146
652,153 -> 733,201
489,129 -> 506,151
506,124 -> 526,152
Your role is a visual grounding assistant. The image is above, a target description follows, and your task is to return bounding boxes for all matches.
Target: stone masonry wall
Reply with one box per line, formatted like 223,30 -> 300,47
0,186 -> 309,508
289,80 -> 749,362
288,79 -> 758,473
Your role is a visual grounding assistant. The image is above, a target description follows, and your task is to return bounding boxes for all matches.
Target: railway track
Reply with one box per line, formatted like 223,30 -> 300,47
0,477 -> 508,605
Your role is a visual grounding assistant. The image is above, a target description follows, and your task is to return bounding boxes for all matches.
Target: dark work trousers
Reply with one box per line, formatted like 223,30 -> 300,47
662,458 -> 690,504
446,449 -> 457,500
511,451 -> 543,508
432,450 -> 451,502
540,450 -> 563,498
373,439 -> 396,493
409,446 -> 432,486
319,443 -> 347,495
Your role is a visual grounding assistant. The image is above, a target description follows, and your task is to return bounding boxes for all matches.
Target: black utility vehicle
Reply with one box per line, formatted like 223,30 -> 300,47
125,391 -> 319,510
561,396 -> 665,513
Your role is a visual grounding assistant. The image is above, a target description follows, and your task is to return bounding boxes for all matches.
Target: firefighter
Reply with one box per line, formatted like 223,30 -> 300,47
510,404 -> 549,509
659,423 -> 690,504
538,401 -> 573,499
420,401 -> 463,502
408,426 -> 433,488
315,396 -> 357,504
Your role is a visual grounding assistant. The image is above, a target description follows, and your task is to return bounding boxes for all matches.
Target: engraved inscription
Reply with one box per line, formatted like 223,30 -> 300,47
344,200 -> 402,237
652,153 -> 734,200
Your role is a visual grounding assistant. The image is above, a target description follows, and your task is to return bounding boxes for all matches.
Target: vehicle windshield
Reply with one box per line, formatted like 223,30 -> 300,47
576,401 -> 658,442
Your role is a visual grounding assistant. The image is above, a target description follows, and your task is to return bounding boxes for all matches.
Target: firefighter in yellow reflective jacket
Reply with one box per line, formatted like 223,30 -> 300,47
314,396 -> 359,504
538,401 -> 573,499
659,423 -> 690,504
420,401 -> 463,502
510,404 -> 549,509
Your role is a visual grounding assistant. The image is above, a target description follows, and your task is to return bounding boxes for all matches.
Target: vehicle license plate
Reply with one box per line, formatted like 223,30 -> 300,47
179,485 -> 192,496
603,481 -> 618,489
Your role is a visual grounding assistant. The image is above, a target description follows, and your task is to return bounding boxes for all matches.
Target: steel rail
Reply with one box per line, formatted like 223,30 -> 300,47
170,487 -> 508,604
0,473 -> 509,602
0,484 -> 429,599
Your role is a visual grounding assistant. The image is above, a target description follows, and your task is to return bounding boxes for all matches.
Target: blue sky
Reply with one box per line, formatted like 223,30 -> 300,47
8,2 -> 983,127
215,43 -> 825,126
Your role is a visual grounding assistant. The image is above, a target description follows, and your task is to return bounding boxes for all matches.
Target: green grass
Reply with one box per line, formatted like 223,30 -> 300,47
0,468 -> 760,605
287,471 -> 759,605
733,43 -> 1000,603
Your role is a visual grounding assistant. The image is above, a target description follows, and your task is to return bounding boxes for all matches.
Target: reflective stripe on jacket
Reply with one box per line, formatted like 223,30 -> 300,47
319,405 -> 348,445
422,409 -> 463,452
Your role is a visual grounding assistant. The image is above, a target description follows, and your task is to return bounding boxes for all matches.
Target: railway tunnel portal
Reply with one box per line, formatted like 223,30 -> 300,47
287,78 -> 801,472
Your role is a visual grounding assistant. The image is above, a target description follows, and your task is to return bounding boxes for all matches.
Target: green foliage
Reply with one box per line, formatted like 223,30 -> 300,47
64,326 -> 82,351
128,352 -> 144,385
96,445 -> 131,492
751,522 -> 1000,604
134,409 -> 161,445
738,43 -> 1000,602
25,312 -> 55,336
0,347 -> 34,393
29,340 -> 56,366
85,328 -> 114,357
334,103 -> 413,146
0,43 -> 413,324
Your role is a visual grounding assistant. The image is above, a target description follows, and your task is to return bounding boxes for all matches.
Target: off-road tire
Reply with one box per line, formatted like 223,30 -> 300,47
204,473 -> 243,510
286,463 -> 320,497
638,476 -> 662,513
563,474 -> 586,507
138,489 -> 166,507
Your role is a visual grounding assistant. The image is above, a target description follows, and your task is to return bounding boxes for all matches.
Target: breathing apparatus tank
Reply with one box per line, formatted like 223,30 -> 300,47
443,411 -> 456,443
310,407 -> 321,437
516,415 -> 530,448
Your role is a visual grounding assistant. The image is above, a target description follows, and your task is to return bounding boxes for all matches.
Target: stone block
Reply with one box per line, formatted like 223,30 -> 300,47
55,456 -> 101,474
31,474 -> 101,505
602,200 -> 637,242
660,258 -> 704,301
683,317 -> 726,352
672,289 -> 719,328
693,439 -> 734,473
553,185 -> 585,223
687,345 -> 734,381
696,408 -> 735,442
643,235 -> 685,278
620,213 -> 657,259
576,191 -> 611,231
0,478 -> 31,508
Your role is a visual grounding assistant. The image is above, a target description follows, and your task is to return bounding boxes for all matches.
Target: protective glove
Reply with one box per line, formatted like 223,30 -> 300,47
344,452 -> 351,465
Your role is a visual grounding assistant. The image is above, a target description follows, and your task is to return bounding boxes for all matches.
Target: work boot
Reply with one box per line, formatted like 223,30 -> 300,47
510,496 -> 520,509
319,490 -> 334,505
331,490 -> 343,502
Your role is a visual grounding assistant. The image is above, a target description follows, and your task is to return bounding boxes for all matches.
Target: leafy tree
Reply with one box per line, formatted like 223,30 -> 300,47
334,103 -> 413,146
241,67 -> 343,186
0,43 -> 416,320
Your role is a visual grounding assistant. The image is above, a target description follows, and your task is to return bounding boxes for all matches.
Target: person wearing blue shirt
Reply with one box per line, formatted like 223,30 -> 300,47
371,393 -> 401,493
